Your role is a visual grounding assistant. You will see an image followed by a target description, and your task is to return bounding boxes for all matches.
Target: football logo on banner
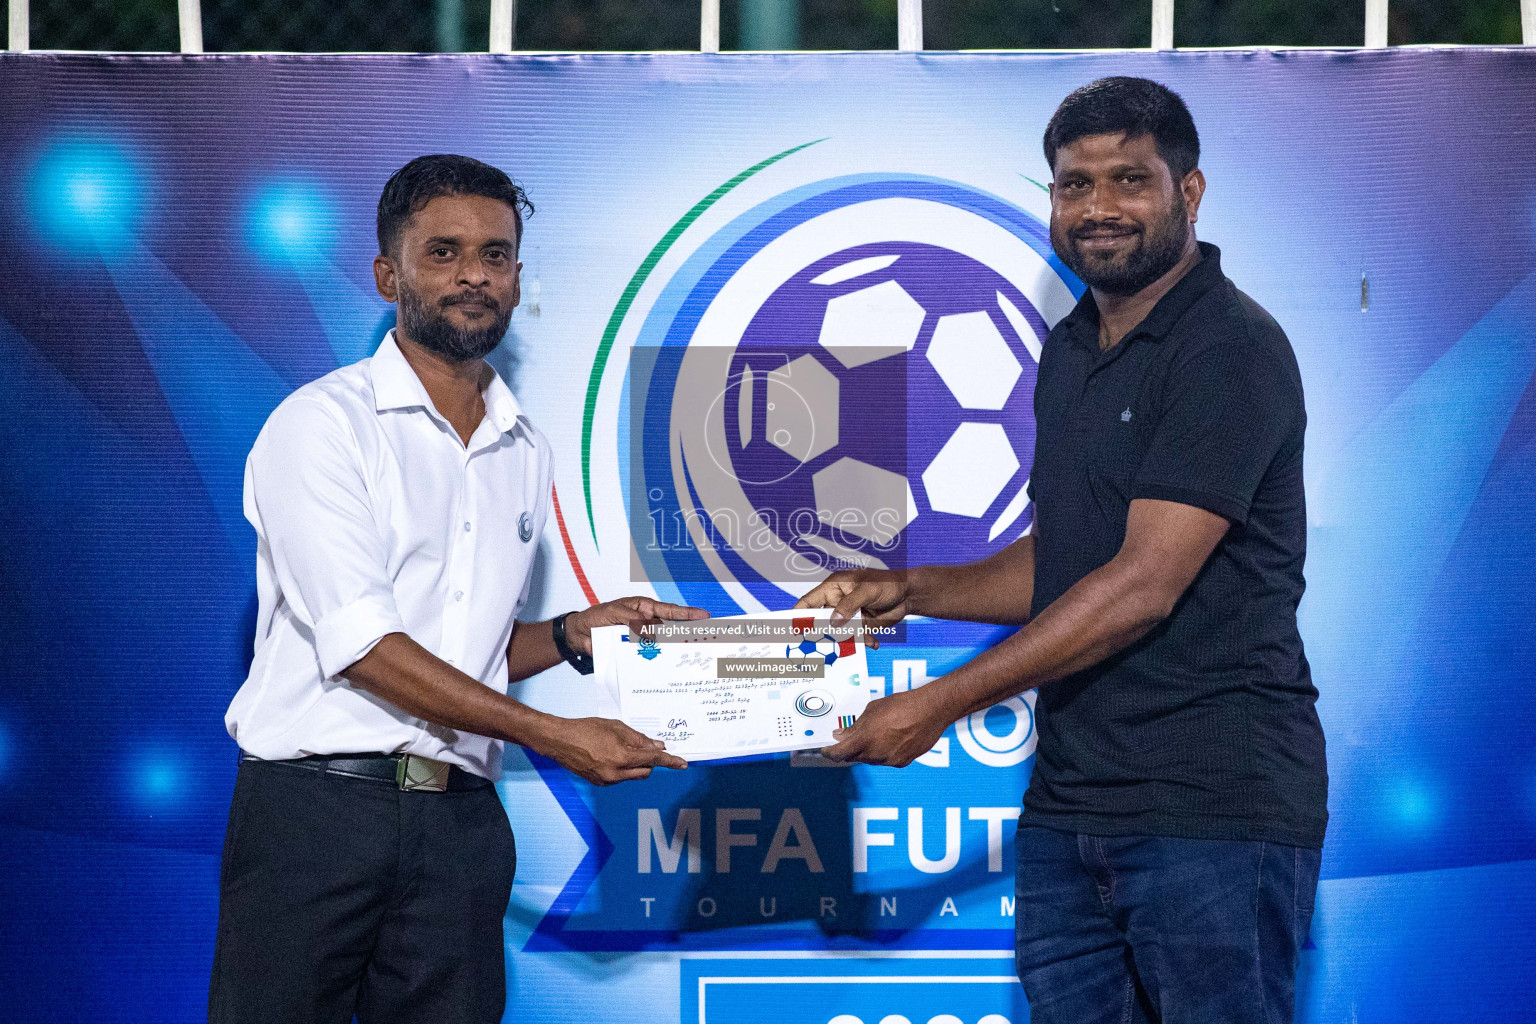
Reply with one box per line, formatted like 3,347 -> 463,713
587,167 -> 1080,618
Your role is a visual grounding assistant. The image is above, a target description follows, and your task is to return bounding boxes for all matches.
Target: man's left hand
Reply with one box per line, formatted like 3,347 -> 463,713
565,596 -> 709,656
821,686 -> 952,767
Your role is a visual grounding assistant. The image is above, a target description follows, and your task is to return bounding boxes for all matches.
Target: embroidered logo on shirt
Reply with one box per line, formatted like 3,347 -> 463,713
1121,408 -> 1133,423
518,511 -> 534,542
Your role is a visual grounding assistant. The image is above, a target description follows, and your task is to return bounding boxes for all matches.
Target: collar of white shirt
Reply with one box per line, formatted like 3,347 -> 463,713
370,329 -> 528,445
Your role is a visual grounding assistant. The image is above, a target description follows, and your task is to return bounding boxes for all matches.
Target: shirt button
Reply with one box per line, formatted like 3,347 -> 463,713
463,522 -> 472,532
454,591 -> 465,602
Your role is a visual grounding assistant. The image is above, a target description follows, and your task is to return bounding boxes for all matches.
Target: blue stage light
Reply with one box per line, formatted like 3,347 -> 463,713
245,180 -> 338,269
136,758 -> 180,803
26,135 -> 146,252
1391,779 -> 1439,830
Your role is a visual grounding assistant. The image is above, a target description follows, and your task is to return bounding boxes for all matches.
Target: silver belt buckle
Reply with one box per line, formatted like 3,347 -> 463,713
396,754 -> 451,792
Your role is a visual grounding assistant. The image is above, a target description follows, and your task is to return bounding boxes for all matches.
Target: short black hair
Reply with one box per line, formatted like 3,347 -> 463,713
376,154 -> 534,257
1043,77 -> 1200,181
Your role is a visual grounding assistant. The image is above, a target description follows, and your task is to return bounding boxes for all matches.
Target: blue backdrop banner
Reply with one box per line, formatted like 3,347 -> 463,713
1,48 -> 1534,1023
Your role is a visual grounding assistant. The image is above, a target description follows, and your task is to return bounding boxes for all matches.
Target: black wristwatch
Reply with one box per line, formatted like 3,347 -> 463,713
550,612 -> 595,675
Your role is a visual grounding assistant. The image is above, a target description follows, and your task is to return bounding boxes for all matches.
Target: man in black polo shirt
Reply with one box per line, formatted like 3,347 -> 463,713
797,77 -> 1325,1023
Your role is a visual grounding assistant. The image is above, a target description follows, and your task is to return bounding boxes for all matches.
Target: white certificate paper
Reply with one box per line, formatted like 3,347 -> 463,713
592,611 -> 882,761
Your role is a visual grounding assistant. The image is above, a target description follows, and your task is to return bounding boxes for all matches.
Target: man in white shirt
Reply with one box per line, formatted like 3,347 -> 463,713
209,155 -> 702,1024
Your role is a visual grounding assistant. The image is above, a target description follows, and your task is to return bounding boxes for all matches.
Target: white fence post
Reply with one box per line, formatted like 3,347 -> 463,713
1365,0 -> 1388,47
1522,0 -> 1535,45
1151,0 -> 1174,49
489,0 -> 514,52
701,0 -> 720,52
897,0 -> 922,51
7,0 -> 26,51
178,0 -> 203,53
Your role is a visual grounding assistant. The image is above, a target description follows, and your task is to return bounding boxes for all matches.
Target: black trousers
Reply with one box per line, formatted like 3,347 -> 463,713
208,759 -> 517,1024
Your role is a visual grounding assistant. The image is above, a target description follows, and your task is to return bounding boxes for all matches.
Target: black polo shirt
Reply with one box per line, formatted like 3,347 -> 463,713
1020,242 -> 1327,849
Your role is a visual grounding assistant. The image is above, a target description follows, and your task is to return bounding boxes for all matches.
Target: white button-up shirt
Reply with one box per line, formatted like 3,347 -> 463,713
226,331 -> 552,780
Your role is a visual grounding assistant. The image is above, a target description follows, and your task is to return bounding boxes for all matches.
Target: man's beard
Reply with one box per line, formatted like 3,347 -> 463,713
1055,191 -> 1190,297
397,285 -> 512,363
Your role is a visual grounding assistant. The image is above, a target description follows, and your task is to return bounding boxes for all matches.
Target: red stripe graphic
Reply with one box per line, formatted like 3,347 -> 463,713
552,483 -> 600,606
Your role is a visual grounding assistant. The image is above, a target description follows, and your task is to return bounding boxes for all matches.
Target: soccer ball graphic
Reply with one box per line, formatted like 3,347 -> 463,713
720,240 -> 1043,570
784,629 -> 853,664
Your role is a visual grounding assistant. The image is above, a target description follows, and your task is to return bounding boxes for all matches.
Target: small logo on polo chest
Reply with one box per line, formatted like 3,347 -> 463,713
1121,408 -> 1133,423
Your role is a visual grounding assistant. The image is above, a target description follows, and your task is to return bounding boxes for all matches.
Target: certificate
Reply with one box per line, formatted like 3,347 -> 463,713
592,610 -> 881,761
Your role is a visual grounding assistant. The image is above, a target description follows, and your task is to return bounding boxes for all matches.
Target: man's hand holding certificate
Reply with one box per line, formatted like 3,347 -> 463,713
593,610 -> 883,761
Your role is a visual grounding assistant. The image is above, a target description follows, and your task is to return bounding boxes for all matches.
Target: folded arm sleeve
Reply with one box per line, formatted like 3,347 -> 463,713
1132,342 -> 1299,526
244,397 -> 407,678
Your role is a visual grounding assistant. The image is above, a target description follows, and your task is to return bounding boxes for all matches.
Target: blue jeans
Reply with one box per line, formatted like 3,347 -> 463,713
1014,825 -> 1319,1024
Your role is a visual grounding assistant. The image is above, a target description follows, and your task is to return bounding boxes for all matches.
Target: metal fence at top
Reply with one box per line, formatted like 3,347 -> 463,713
6,0 -> 1536,53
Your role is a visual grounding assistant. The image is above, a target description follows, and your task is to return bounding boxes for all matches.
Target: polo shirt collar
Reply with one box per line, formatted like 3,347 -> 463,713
371,330 -> 432,412
481,366 -> 525,437
371,330 -> 529,439
1059,241 -> 1225,350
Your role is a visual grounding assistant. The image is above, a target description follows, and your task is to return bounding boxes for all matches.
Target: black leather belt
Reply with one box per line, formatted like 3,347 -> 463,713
241,752 -> 492,792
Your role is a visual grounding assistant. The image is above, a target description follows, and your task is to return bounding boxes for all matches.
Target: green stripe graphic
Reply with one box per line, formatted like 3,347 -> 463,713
579,139 -> 826,549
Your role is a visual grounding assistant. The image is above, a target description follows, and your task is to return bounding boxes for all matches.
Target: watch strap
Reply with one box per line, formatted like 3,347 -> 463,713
551,612 -> 595,676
